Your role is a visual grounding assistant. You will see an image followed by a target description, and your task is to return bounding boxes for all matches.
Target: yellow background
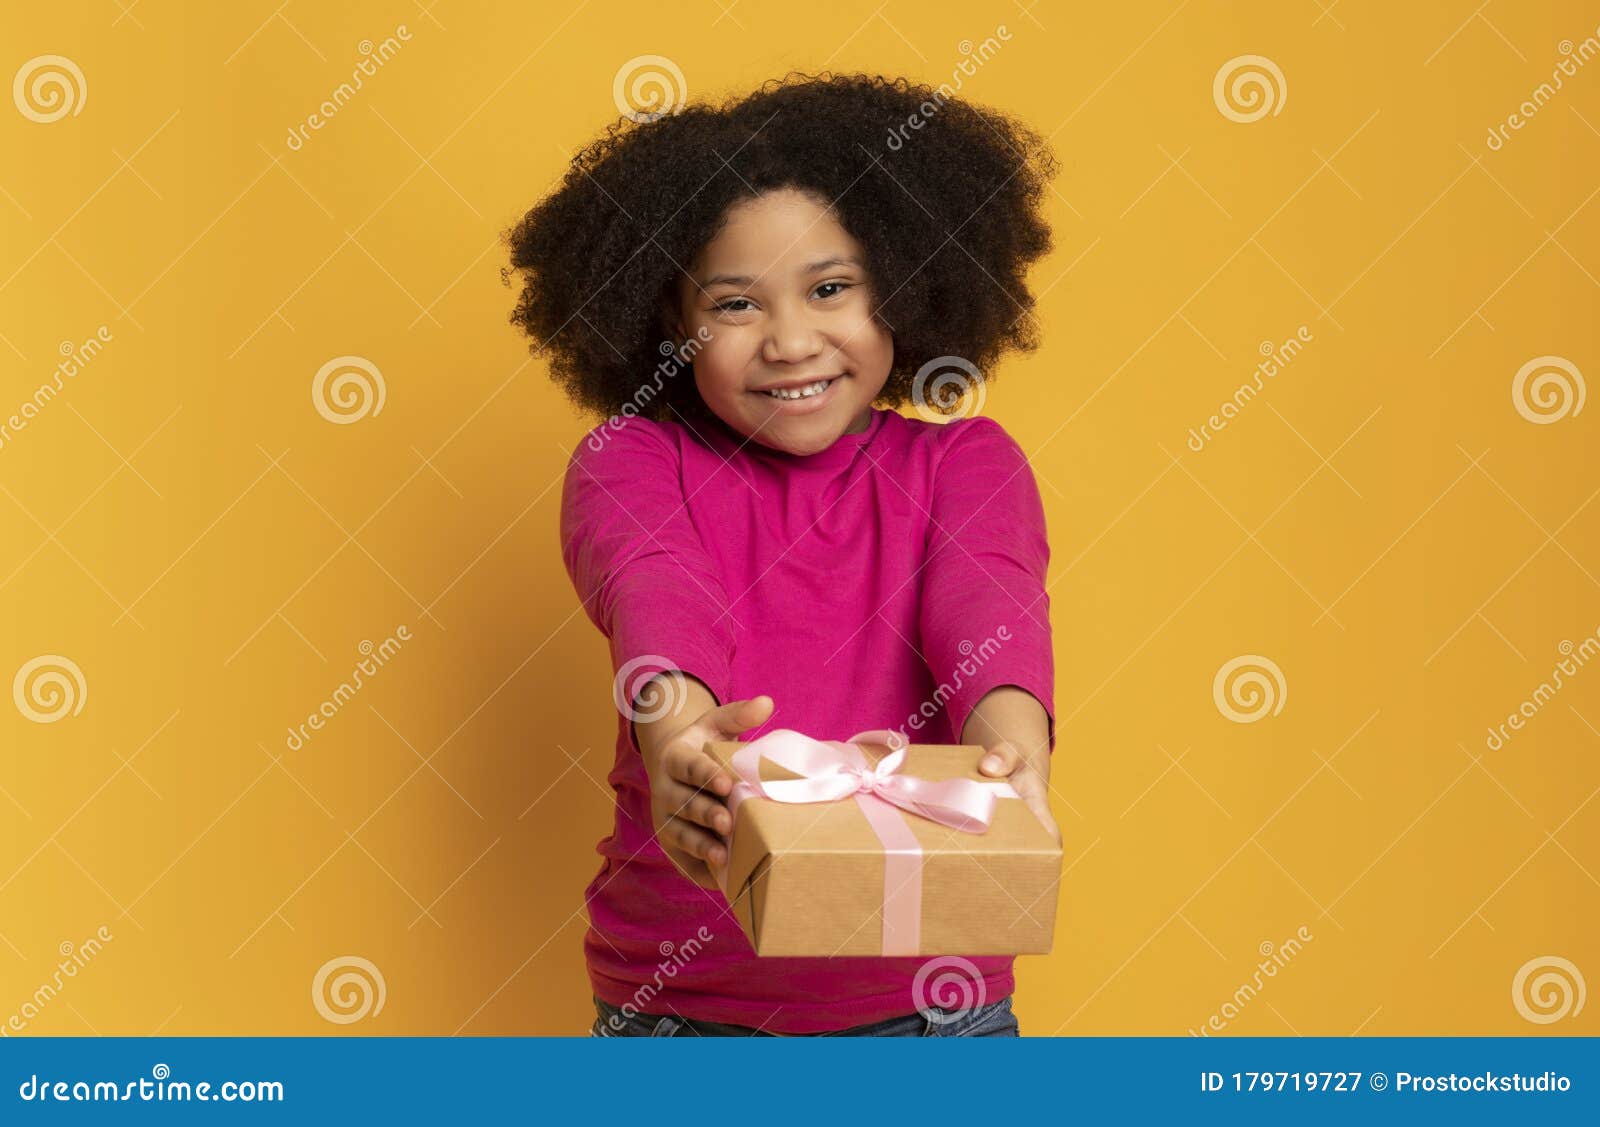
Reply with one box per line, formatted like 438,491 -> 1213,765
2,0 -> 1596,1036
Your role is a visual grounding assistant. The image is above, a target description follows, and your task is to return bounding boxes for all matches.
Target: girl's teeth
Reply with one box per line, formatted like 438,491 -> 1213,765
764,378 -> 832,400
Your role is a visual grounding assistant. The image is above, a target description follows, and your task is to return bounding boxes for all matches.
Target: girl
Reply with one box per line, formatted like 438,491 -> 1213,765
504,72 -> 1060,1036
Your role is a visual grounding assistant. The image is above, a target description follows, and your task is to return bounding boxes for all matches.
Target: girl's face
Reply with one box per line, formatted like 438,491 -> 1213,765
669,187 -> 894,456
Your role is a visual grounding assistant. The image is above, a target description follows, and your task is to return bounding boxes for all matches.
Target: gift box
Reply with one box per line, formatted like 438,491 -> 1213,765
703,729 -> 1061,957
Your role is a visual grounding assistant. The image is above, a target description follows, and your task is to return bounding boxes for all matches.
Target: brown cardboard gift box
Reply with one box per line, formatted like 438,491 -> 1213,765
704,738 -> 1062,957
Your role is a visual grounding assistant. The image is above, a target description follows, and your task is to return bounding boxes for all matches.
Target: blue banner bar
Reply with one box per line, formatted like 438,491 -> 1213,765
2,1036 -> 1594,1122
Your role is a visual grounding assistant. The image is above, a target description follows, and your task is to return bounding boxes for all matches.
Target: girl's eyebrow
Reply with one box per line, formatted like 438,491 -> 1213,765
701,255 -> 862,288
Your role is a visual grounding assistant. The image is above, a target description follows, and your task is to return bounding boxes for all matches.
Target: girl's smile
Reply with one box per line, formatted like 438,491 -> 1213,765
754,372 -> 844,408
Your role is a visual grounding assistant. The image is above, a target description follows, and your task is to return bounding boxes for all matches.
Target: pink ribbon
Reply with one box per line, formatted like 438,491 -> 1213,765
715,728 -> 1017,956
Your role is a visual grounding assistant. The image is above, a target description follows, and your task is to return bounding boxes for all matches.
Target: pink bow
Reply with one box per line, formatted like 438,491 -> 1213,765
717,728 -> 1017,956
726,728 -> 1011,832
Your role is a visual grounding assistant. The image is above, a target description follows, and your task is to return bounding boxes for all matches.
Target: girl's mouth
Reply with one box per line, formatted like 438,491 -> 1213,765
755,375 -> 841,407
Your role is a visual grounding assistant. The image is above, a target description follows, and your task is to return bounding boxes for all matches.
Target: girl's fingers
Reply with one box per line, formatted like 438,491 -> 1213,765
663,816 -> 726,866
1008,773 -> 1061,844
656,695 -> 775,797
665,745 -> 734,795
658,778 -> 733,835
1029,798 -> 1061,845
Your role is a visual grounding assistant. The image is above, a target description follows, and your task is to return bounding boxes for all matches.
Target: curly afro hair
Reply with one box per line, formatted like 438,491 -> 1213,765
502,70 -> 1059,423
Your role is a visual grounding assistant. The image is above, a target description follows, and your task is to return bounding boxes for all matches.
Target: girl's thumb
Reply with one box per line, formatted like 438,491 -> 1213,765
712,694 -> 774,737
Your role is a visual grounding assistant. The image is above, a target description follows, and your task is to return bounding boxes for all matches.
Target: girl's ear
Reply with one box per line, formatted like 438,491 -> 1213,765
657,288 -> 687,352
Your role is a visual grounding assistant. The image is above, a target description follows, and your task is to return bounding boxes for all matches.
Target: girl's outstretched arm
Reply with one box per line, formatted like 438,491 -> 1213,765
919,416 -> 1058,836
918,414 -> 1056,750
560,419 -> 737,726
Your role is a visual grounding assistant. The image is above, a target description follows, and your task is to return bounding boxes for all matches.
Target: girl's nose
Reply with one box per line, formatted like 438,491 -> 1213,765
761,307 -> 824,364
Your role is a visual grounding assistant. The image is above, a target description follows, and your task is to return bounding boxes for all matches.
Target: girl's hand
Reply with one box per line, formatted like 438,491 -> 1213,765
977,740 -> 1061,846
631,674 -> 775,888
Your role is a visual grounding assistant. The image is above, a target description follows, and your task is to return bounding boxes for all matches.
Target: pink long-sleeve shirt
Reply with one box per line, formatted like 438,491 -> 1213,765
560,405 -> 1056,1033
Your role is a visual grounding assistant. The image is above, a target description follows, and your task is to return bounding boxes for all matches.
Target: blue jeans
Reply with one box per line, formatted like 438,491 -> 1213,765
590,994 -> 1019,1037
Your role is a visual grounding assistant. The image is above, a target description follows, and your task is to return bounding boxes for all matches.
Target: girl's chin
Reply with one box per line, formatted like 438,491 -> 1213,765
743,416 -> 849,457
706,388 -> 872,455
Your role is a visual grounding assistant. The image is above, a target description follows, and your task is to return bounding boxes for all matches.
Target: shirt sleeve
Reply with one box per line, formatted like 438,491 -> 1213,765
919,415 -> 1056,752
560,418 -> 736,730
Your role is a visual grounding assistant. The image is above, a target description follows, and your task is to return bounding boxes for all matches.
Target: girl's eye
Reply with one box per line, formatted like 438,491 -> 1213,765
713,282 -> 853,313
